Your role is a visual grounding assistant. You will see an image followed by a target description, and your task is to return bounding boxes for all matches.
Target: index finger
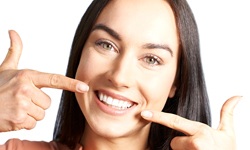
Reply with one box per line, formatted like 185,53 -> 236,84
141,110 -> 205,136
29,70 -> 89,93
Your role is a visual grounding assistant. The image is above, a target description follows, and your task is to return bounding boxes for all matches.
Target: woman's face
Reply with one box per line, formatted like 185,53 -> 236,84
75,0 -> 179,139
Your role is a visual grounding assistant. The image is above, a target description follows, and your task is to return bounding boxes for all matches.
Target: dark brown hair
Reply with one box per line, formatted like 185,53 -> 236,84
53,0 -> 211,149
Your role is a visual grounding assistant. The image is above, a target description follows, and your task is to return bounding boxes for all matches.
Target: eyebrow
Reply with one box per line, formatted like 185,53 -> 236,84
92,24 -> 173,57
92,23 -> 121,41
142,43 -> 173,57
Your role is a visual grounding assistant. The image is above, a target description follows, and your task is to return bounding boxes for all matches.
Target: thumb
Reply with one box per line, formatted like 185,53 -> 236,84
0,30 -> 23,71
218,96 -> 241,132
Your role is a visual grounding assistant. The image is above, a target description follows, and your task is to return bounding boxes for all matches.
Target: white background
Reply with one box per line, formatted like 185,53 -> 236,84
0,0 -> 249,150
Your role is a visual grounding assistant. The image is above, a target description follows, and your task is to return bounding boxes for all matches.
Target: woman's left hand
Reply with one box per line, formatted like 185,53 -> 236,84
141,96 -> 241,150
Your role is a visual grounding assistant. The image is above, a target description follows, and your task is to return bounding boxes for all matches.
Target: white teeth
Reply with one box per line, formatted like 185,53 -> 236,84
107,96 -> 113,104
98,92 -> 133,109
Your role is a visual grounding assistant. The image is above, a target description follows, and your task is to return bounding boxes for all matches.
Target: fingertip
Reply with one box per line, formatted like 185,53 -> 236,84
8,29 -> 15,34
223,96 -> 242,110
76,82 -> 89,93
8,29 -> 23,51
219,96 -> 243,131
8,29 -> 14,34
0,30 -> 23,70
141,110 -> 153,118
8,30 -> 18,39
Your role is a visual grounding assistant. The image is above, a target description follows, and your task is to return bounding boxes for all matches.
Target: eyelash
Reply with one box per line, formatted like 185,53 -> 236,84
95,40 -> 163,66
95,39 -> 118,52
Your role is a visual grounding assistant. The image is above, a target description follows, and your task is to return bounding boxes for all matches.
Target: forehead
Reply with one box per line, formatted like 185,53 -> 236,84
94,0 -> 179,52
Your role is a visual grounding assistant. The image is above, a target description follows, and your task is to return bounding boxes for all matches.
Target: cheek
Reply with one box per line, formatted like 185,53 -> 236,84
142,71 -> 176,111
75,49 -> 98,83
75,49 -> 99,113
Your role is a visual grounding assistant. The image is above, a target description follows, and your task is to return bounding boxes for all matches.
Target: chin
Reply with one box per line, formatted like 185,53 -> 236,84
85,116 -> 148,140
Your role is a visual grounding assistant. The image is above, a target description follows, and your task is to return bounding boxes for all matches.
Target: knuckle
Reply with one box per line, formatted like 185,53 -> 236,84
10,98 -> 30,114
14,84 -> 30,97
197,124 -> 210,135
10,70 -> 34,98
170,115 -> 181,128
188,137 -> 203,149
10,111 -> 27,125
8,47 -> 15,55
14,70 -> 31,80
8,101 -> 30,125
17,99 -> 30,110
49,74 -> 60,88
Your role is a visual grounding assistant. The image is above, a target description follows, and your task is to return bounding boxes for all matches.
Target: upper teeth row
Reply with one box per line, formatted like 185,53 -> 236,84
98,92 -> 133,109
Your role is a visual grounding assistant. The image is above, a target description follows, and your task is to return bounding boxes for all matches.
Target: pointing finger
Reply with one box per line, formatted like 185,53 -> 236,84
218,96 -> 241,132
28,70 -> 89,93
0,30 -> 23,70
141,110 -> 205,136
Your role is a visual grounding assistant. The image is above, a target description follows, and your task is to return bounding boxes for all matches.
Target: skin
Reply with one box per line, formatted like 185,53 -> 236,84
75,0 -> 178,149
0,30 -> 89,132
142,97 -> 240,150
75,0 -> 240,150
0,1 -> 240,150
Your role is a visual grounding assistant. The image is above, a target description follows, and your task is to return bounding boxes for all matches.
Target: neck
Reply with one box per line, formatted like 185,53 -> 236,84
80,124 -> 151,150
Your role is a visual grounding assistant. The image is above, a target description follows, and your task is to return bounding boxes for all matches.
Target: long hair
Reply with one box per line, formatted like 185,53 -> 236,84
53,0 -> 109,148
53,0 -> 211,150
148,0 -> 211,149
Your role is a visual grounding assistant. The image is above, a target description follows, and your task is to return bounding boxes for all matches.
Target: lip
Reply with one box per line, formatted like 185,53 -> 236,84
94,90 -> 137,116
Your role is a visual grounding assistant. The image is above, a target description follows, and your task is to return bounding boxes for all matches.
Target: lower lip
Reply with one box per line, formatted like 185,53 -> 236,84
95,94 -> 135,116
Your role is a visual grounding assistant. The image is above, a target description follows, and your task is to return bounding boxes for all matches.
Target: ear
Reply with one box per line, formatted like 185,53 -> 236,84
168,86 -> 176,98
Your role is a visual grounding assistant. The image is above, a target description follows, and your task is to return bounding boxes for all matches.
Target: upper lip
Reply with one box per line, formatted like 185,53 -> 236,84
96,89 -> 137,104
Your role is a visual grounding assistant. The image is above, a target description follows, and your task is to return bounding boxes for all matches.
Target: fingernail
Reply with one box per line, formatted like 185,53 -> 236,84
76,83 -> 89,92
141,110 -> 153,118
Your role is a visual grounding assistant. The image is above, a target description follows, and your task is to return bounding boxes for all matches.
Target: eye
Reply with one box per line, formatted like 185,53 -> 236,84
95,39 -> 117,52
143,54 -> 162,66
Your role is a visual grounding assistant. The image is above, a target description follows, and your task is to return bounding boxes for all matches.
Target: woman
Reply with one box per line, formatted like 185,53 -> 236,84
0,0 -> 240,150
54,0 -> 210,149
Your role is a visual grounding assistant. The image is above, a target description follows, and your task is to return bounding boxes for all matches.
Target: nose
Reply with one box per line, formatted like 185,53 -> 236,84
106,55 -> 135,89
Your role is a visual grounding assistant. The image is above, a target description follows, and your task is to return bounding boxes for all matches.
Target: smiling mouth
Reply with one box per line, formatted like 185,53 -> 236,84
96,91 -> 134,110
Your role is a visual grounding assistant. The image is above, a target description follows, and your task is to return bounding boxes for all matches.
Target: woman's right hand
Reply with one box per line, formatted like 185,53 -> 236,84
0,30 -> 89,132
